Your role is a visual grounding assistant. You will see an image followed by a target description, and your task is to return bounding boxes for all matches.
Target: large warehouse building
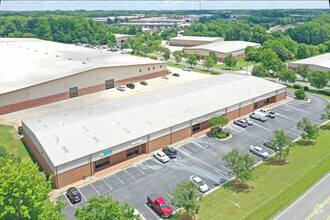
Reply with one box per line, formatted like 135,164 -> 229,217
169,36 -> 224,47
288,53 -> 330,72
184,40 -> 261,61
0,38 -> 167,115
22,74 -> 286,188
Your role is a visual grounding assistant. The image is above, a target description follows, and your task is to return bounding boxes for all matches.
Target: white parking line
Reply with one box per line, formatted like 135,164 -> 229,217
212,169 -> 229,180
125,169 -> 135,180
152,158 -> 165,166
167,192 -> 173,199
90,183 -> 100,195
143,161 -> 155,171
102,178 -> 112,190
220,164 -> 231,172
205,173 -> 219,184
144,204 -> 162,220
185,145 -> 198,152
64,194 -> 73,207
77,188 -> 87,201
135,166 -> 146,175
113,173 -> 124,185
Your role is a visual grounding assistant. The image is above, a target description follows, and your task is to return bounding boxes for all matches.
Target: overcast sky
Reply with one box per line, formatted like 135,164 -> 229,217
0,1 -> 329,11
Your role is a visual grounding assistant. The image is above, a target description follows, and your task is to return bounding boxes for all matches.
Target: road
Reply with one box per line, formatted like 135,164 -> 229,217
59,90 -> 329,220
274,173 -> 330,220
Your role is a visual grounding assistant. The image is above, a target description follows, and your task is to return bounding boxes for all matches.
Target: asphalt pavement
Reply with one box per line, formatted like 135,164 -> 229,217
59,90 -> 329,220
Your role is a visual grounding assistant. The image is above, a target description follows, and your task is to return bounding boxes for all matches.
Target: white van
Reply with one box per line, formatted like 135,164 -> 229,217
250,112 -> 267,122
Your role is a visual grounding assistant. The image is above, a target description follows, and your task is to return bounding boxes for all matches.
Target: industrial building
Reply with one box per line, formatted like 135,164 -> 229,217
114,34 -> 136,43
22,74 -> 286,188
184,41 -> 261,61
0,38 -> 167,115
169,36 -> 224,47
288,53 -> 330,72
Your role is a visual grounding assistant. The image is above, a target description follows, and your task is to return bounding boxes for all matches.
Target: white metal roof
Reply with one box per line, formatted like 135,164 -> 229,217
185,41 -> 261,53
288,53 -> 330,69
0,38 -> 165,95
22,74 -> 285,167
170,36 -> 223,42
114,34 -> 136,38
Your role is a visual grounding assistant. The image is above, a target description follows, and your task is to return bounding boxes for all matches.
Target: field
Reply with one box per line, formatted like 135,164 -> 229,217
173,123 -> 330,220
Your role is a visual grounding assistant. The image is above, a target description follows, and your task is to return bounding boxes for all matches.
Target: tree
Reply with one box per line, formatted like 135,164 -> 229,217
259,49 -> 280,71
269,130 -> 293,159
194,53 -> 202,64
321,104 -> 330,120
187,55 -> 197,67
163,50 -> 171,61
251,65 -> 269,78
203,55 -> 216,70
75,195 -> 140,220
297,64 -> 310,81
0,160 -> 65,219
278,68 -> 297,85
308,70 -> 329,91
222,148 -> 255,184
209,115 -> 229,135
209,52 -> 218,64
223,54 -> 237,69
297,118 -> 320,143
297,43 -> 309,59
169,181 -> 198,217
294,89 -> 307,100
173,50 -> 182,64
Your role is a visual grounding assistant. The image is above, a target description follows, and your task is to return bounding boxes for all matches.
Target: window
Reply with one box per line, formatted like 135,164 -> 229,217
148,68 -> 150,71
264,98 -> 270,105
126,146 -> 139,157
193,124 -> 200,133
95,157 -> 110,169
69,87 -> 78,98
254,103 -> 258,109
153,67 -> 155,70
139,69 -> 141,72
105,79 -> 114,90
160,65 -> 162,68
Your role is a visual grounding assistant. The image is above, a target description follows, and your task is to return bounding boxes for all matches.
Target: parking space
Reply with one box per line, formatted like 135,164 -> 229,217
59,90 -> 328,220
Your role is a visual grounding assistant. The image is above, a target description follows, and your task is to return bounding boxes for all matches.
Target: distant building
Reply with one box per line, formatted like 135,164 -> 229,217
169,36 -> 224,47
0,38 -> 167,115
114,34 -> 136,43
288,53 -> 330,72
184,41 -> 261,61
118,22 -> 177,29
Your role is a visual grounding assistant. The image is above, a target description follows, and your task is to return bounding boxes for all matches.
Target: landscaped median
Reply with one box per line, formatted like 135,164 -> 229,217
172,122 -> 330,220
167,62 -> 223,75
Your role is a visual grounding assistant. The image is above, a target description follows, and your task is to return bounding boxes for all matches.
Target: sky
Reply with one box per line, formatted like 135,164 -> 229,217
0,1 -> 329,11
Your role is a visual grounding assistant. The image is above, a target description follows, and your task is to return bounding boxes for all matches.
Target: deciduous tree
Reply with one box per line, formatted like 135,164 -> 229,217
269,130 -> 293,159
203,55 -> 216,70
209,115 -> 229,134
187,55 -> 197,67
223,54 -> 237,69
308,70 -> 329,91
278,68 -> 297,85
75,195 -> 140,220
297,64 -> 310,81
173,50 -> 182,64
251,65 -> 269,78
321,104 -> 330,120
297,118 -> 320,143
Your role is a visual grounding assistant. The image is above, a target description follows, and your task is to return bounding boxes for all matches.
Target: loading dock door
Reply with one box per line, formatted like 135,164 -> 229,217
69,87 -> 78,98
105,79 -> 114,90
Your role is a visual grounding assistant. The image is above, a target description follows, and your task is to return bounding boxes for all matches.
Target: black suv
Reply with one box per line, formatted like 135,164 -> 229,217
172,73 -> 180,77
66,187 -> 81,203
162,147 -> 177,158
126,83 -> 135,89
140,81 -> 148,86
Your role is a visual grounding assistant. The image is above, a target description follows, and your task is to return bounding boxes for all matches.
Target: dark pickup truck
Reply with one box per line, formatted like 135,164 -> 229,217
147,193 -> 173,218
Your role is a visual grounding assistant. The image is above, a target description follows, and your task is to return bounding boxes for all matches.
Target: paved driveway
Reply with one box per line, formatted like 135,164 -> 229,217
59,90 -> 328,220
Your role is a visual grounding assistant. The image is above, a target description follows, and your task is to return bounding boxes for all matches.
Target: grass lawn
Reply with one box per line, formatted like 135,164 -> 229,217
214,57 -> 258,71
0,124 -> 32,162
167,62 -> 222,75
285,85 -> 330,101
172,123 -> 330,220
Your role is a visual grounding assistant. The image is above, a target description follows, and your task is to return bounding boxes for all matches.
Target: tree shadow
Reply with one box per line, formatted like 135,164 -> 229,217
222,180 -> 254,194
295,139 -> 316,147
320,124 -> 330,131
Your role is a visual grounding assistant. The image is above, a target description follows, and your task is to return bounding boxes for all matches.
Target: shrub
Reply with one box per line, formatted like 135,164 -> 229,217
216,132 -> 228,139
167,70 -> 172,74
293,84 -> 301,89
295,89 -> 307,100
149,55 -> 158,60
211,71 -> 222,75
320,89 -> 330,96
304,86 -> 309,91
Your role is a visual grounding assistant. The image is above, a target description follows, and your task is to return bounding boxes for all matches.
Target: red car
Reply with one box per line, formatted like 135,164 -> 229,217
147,193 -> 173,218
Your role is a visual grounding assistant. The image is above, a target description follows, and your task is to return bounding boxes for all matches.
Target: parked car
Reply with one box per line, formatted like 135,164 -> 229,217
250,145 -> 269,159
66,187 -> 81,204
190,175 -> 209,193
162,75 -> 169,79
257,109 -> 276,118
126,83 -> 135,89
234,119 -> 247,128
240,118 -> 253,126
264,140 -> 278,150
147,193 -> 173,218
140,81 -> 148,86
183,67 -> 191,71
172,73 -> 180,77
250,112 -> 267,122
116,85 -> 125,91
154,151 -> 169,163
162,147 -> 177,158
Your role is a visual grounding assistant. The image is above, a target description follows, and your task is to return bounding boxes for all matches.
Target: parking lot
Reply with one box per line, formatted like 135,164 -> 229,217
59,90 -> 328,220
